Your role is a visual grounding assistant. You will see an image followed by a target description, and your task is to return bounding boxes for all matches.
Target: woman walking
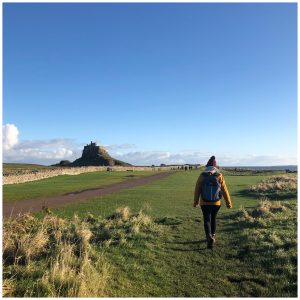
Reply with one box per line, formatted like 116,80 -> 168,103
194,156 -> 232,249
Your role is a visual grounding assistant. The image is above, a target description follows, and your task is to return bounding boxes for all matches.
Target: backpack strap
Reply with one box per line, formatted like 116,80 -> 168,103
202,172 -> 217,177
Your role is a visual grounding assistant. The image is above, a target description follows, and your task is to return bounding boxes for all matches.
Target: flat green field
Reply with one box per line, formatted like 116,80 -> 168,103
39,171 -> 266,219
3,171 -> 297,297
3,171 -> 155,203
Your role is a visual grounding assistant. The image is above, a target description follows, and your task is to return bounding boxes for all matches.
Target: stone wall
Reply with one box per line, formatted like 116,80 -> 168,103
3,166 -> 177,185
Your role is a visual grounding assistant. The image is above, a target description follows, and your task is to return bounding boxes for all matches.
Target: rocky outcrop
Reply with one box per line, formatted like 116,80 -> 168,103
52,160 -> 72,167
71,141 -> 131,167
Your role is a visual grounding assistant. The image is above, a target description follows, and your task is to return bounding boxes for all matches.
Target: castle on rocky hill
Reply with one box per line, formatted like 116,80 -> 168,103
82,142 -> 107,159
71,141 -> 131,167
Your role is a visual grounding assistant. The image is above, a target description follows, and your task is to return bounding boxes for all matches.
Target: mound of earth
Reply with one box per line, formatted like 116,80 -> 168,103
71,141 -> 131,167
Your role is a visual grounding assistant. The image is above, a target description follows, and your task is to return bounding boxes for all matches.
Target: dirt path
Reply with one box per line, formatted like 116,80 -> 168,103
3,172 -> 173,218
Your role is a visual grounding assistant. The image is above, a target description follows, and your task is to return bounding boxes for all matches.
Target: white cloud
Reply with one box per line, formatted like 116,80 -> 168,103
104,144 -> 137,151
113,151 -> 297,166
229,154 -> 298,166
16,147 -> 74,160
53,148 -> 74,159
3,124 -> 80,165
3,124 -> 19,150
4,141 -> 79,165
113,151 -> 210,166
2,124 -> 296,166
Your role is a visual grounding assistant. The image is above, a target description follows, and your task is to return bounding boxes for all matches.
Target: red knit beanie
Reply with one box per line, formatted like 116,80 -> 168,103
206,156 -> 216,167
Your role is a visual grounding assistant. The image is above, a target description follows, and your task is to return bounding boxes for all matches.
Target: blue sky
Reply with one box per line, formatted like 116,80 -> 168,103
3,3 -> 297,166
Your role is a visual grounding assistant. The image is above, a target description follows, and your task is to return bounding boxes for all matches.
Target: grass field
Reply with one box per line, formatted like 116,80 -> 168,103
3,170 -> 297,297
3,171 -> 155,203
3,163 -> 54,176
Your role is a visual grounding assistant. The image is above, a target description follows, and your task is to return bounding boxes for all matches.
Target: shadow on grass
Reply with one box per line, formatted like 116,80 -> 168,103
221,219 -> 259,233
227,276 -> 266,286
236,189 -> 296,201
173,240 -> 205,245
233,240 -> 297,262
155,217 -> 183,226
218,212 -> 238,221
168,247 -> 208,252
283,282 -> 298,294
166,239 -> 208,252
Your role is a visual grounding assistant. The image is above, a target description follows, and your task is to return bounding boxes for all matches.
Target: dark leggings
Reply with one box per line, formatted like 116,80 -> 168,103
201,205 -> 220,237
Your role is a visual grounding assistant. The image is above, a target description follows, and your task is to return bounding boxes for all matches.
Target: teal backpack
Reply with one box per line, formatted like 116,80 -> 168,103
201,173 -> 222,202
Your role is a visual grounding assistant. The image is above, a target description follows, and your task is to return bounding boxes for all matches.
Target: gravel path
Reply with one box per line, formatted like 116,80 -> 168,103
3,172 -> 173,218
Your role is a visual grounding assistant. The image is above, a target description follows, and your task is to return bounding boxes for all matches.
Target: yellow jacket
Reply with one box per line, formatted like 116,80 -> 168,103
194,171 -> 232,208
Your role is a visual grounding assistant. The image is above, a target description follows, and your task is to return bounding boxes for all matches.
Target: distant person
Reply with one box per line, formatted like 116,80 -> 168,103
194,156 -> 232,249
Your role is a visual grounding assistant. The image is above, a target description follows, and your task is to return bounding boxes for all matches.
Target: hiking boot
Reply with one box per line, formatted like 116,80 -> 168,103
211,234 -> 216,243
207,235 -> 214,249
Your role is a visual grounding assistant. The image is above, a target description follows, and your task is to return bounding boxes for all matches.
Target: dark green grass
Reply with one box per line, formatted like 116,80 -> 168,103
3,171 -> 154,203
32,170 -> 296,297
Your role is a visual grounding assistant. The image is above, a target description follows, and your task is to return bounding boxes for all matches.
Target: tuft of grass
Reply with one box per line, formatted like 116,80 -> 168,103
3,214 -> 48,265
91,207 -> 160,247
238,198 -> 293,228
109,206 -> 131,222
3,208 -> 160,297
38,243 -> 109,297
2,278 -> 15,297
236,199 -> 297,296
249,174 -> 297,193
